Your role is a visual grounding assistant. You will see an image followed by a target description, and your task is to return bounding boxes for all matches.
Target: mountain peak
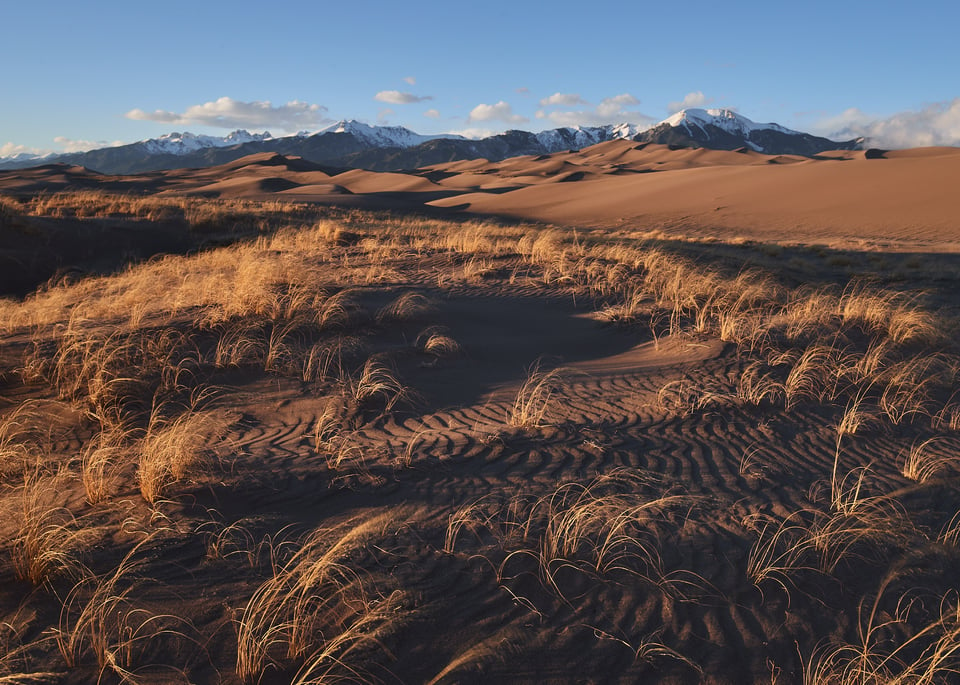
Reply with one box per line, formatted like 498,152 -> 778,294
317,120 -> 466,148
662,108 -> 793,136
142,129 -> 273,155
642,108 -> 859,155
0,111 -> 863,172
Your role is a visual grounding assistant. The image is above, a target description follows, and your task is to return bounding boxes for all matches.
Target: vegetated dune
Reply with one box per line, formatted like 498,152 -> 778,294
2,188 -> 960,683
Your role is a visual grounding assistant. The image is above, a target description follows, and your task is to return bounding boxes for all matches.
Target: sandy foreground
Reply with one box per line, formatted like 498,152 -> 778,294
0,145 -> 959,683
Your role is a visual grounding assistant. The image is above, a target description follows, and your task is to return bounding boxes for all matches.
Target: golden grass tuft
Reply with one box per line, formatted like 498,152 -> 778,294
6,468 -> 91,585
375,291 -> 434,323
235,513 -> 406,683
507,360 -> 570,428
137,401 -> 232,504
446,471 -> 695,598
350,356 -> 409,413
900,437 -> 959,482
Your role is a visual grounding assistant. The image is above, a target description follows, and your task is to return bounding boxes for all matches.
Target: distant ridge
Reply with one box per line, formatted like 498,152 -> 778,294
0,110 -> 863,174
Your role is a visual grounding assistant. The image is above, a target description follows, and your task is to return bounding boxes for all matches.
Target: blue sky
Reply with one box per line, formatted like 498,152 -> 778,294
3,0 -> 959,156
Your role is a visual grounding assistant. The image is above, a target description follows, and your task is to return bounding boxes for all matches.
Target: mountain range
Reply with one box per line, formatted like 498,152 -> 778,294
0,109 -> 864,175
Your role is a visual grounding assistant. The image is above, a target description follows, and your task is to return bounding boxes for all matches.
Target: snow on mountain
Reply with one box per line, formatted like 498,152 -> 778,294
0,112 -> 861,170
607,123 -> 649,139
661,108 -> 794,138
141,130 -> 274,155
534,127 -> 605,151
532,123 -> 652,152
317,120 -> 467,148
0,151 -> 56,165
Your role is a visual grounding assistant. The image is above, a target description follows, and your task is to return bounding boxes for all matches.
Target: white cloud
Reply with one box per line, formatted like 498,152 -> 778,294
1,137 -> 128,159
539,92 -> 587,107
377,108 -> 395,123
53,136 -> 124,153
125,97 -> 329,133
374,90 -> 433,104
815,99 -> 960,148
467,101 -> 528,124
0,142 -> 44,158
423,108 -> 441,119
534,93 -> 653,128
667,91 -> 711,114
596,94 -> 641,118
404,76 -> 416,85
447,127 -> 499,139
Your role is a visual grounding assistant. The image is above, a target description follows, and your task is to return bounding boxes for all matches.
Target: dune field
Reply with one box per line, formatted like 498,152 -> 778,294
1,142 -> 960,683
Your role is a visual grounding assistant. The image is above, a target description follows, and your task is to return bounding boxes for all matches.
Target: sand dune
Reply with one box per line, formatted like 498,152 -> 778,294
425,143 -> 960,248
330,168 -> 449,194
2,142 -> 959,249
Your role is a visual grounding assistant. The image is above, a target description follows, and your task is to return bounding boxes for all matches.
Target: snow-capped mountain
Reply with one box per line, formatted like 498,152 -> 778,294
531,123 -> 651,153
141,130 -> 275,155
0,151 -> 56,165
0,112 -> 863,175
662,108 -> 793,138
316,120 -> 466,148
638,108 -> 863,155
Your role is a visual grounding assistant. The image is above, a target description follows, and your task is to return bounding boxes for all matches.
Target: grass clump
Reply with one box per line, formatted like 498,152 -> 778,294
507,360 -> 570,428
235,513 -> 406,684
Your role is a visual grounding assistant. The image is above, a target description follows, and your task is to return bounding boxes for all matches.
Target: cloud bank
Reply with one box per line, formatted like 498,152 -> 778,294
0,142 -> 43,158
54,137 -> 124,153
125,97 -> 329,132
817,99 -> 960,148
1,136 -> 125,159
667,91 -> 711,114
374,90 -> 433,104
539,92 -> 587,107
468,101 -> 528,124
535,93 -> 654,128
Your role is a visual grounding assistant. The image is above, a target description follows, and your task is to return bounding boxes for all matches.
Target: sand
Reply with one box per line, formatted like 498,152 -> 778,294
4,142 -> 959,252
1,144 -> 959,683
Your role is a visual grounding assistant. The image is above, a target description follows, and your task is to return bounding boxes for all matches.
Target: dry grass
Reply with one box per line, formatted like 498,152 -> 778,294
5,468 -> 91,585
0,615 -> 61,683
375,291 -> 434,323
656,378 -> 729,416
507,360 -> 570,428
350,356 -> 409,414
416,327 -> 461,359
424,627 -> 520,685
744,513 -> 818,599
79,422 -> 131,505
0,400 -> 78,481
54,535 -> 196,681
137,401 -> 232,504
446,471 -> 696,598
805,579 -> 960,684
900,437 -> 959,482
235,513 -> 405,683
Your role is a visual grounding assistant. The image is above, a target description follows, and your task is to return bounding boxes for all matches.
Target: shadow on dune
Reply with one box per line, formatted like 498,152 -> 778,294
397,293 -> 648,413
